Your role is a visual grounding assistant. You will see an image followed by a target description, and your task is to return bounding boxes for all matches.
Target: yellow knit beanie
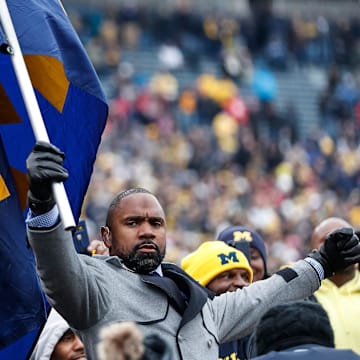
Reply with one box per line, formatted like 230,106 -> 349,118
181,241 -> 253,286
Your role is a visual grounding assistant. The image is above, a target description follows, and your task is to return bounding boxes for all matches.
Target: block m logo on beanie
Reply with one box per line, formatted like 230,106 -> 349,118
217,251 -> 240,265
233,230 -> 253,242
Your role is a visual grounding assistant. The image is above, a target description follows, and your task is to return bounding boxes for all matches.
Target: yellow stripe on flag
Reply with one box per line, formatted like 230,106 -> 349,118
0,175 -> 10,201
25,55 -> 69,113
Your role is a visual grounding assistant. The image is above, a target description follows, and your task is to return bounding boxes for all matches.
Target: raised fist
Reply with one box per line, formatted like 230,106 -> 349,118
308,227 -> 360,278
26,141 -> 68,214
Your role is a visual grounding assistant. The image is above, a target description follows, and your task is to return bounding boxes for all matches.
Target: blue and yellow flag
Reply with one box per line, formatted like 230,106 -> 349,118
0,0 -> 108,357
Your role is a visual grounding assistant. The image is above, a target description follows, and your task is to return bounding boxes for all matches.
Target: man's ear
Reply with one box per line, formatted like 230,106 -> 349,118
101,226 -> 111,247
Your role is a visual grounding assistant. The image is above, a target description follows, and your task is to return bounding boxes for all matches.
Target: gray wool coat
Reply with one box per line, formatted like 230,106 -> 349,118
28,222 -> 320,360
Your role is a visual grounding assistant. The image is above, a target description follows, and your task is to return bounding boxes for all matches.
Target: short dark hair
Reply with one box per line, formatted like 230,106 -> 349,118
255,300 -> 334,355
105,188 -> 154,227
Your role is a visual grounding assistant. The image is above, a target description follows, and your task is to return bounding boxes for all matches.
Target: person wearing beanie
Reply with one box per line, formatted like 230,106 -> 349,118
217,226 -> 270,358
217,225 -> 269,281
253,301 -> 360,359
182,240 -> 253,359
30,308 -> 86,360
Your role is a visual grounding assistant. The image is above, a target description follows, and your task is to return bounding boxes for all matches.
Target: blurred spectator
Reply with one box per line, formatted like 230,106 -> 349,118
217,225 -> 269,281
310,217 -> 360,355
253,301 -> 360,359
97,322 -> 172,360
30,309 -> 86,360
216,225 -> 269,357
157,42 -> 184,71
181,240 -> 253,360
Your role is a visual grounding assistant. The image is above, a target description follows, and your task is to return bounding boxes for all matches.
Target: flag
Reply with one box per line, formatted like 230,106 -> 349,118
0,139 -> 46,357
0,0 -> 108,357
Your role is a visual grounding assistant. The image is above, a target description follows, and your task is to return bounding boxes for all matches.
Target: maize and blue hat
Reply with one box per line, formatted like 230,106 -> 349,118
181,240 -> 253,286
217,225 -> 268,278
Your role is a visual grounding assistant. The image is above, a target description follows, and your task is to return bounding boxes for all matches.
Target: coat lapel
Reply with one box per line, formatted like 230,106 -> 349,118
141,273 -> 187,314
162,264 -> 214,327
141,264 -> 214,326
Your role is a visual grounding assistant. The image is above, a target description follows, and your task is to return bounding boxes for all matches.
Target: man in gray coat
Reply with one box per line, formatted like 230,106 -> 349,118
26,141 -> 360,360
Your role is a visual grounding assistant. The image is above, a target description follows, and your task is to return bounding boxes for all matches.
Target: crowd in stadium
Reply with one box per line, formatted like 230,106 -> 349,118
20,1 -> 360,360
65,2 -> 360,273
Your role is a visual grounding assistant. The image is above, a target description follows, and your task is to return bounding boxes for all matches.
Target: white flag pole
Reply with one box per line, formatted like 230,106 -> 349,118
0,0 -> 76,230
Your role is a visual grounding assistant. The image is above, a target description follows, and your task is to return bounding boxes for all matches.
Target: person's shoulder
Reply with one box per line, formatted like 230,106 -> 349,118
79,253 -> 108,261
251,351 -> 278,359
79,253 -> 123,268
252,347 -> 358,360
312,346 -> 360,359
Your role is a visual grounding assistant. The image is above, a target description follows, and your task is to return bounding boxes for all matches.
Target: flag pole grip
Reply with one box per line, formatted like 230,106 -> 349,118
0,0 -> 76,230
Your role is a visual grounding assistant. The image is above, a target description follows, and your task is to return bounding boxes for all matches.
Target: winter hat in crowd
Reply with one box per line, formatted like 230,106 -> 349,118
217,225 -> 268,277
181,240 -> 253,286
97,321 -> 172,360
30,309 -> 71,360
255,301 -> 335,356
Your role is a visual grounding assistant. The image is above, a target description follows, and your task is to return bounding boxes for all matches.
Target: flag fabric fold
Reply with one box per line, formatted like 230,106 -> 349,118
0,0 -> 108,357
0,138 -> 46,349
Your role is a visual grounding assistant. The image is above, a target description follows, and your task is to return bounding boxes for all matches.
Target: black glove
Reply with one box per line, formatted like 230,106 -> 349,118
26,141 -> 68,214
308,227 -> 360,278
